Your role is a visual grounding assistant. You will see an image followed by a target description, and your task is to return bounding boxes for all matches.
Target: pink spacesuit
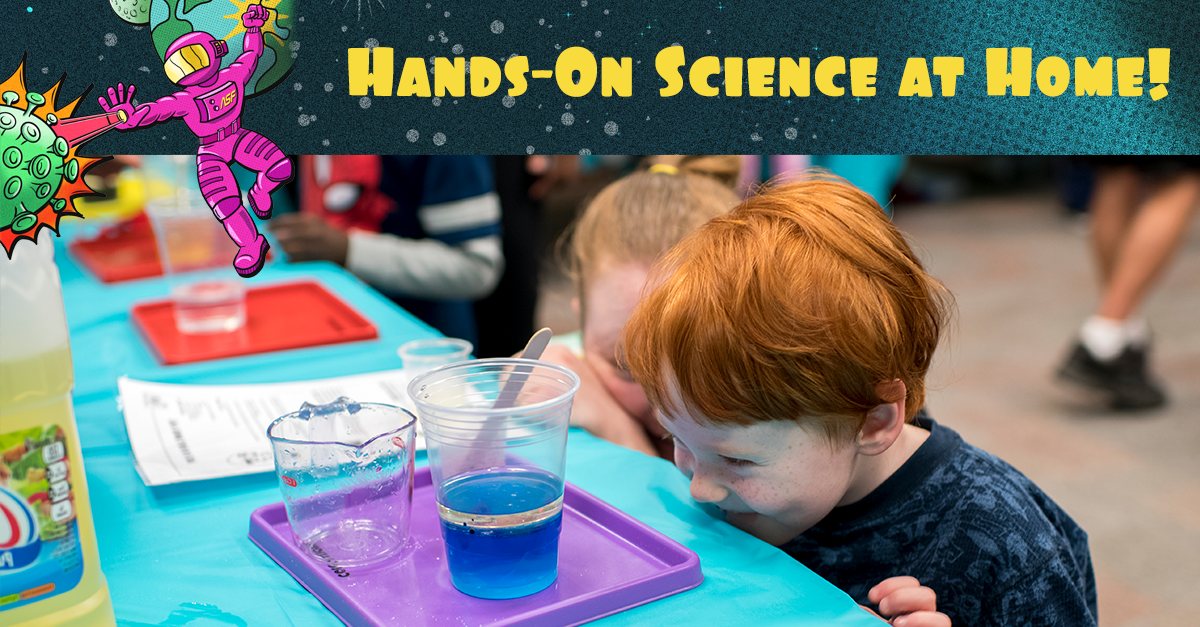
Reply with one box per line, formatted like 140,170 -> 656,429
99,4 -> 291,277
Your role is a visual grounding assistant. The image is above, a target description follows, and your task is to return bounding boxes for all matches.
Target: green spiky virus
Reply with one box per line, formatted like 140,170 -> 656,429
0,59 -> 120,256
0,91 -> 76,235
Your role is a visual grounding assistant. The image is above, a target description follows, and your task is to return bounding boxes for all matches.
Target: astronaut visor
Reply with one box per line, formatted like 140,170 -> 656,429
164,45 -> 211,83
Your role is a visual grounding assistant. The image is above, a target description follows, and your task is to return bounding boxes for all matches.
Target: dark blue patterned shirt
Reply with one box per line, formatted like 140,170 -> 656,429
781,419 -> 1097,627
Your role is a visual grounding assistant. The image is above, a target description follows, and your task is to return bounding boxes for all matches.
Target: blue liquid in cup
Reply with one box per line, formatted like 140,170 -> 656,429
438,468 -> 564,599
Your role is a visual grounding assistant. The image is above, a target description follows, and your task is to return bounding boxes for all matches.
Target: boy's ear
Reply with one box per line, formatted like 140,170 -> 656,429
856,380 -> 908,456
571,297 -> 580,315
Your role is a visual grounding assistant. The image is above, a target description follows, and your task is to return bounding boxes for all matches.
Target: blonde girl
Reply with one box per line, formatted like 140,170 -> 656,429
541,156 -> 742,458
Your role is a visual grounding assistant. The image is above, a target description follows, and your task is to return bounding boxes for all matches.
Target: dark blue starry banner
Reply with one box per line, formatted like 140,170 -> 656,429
3,0 -> 1198,156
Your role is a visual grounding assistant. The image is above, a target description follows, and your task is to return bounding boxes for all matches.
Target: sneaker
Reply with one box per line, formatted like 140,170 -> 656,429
1057,342 -> 1167,410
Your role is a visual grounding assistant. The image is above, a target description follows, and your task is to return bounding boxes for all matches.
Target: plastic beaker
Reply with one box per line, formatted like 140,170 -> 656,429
267,397 -> 417,568
398,337 -> 473,376
408,359 -> 580,599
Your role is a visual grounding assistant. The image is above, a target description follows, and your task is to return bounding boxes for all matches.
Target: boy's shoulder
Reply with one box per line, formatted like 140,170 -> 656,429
924,424 -> 1072,528
786,419 -> 1097,626
837,418 -> 1077,535
910,424 -> 1097,626
919,425 -> 1091,572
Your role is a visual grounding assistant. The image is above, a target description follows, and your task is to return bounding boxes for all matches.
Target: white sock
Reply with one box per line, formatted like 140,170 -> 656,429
1123,316 -> 1150,347
1081,316 -> 1128,361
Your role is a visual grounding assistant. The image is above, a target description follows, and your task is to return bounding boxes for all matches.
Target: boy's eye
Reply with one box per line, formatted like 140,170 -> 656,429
612,363 -> 636,382
720,455 -> 754,468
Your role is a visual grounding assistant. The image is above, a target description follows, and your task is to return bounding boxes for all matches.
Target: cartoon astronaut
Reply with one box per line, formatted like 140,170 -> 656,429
99,4 -> 291,277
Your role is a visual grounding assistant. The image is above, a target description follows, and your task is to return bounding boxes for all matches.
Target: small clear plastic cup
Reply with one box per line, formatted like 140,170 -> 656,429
398,338 -> 473,376
267,397 -> 417,568
408,359 -> 580,599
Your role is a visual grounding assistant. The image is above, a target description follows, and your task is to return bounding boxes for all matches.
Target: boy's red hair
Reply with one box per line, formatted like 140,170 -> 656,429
621,175 -> 952,443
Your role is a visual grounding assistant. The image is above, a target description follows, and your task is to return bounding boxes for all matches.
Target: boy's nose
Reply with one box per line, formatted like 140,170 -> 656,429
688,471 -> 729,504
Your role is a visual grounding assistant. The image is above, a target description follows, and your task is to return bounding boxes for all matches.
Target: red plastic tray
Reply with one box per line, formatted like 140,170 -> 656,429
69,214 -> 168,283
130,281 -> 378,365
249,465 -> 703,627
69,213 -> 271,283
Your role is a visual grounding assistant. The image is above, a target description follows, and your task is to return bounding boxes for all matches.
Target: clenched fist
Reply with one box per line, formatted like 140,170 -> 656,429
242,4 -> 269,29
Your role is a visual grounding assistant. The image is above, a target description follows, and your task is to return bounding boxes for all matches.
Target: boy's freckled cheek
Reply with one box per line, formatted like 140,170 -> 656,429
674,450 -> 695,478
739,475 -> 784,508
734,482 -> 759,501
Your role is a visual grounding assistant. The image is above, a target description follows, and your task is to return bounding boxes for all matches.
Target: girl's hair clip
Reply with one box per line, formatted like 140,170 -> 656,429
648,163 -> 679,175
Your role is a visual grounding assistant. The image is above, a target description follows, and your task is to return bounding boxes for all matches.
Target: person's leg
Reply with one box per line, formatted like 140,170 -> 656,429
1088,165 -> 1141,288
1097,172 -> 1200,320
1061,169 -> 1200,409
1074,166 -> 1143,363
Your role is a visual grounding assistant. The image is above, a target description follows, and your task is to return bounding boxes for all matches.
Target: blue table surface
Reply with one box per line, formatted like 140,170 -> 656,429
53,235 -> 879,627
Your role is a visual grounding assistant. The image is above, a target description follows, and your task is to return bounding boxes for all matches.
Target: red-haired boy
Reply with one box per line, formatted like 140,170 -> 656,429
622,178 -> 1097,627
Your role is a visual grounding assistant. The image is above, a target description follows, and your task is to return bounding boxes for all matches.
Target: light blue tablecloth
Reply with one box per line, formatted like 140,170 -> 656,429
56,240 -> 880,627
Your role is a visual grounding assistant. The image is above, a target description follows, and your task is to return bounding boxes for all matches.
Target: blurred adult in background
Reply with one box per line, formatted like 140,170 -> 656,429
471,156 -> 544,358
1058,157 -> 1200,410
272,155 -> 502,346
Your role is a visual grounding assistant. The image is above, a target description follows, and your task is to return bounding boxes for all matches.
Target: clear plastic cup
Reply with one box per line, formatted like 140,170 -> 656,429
145,195 -> 246,334
171,278 -> 246,334
267,397 -> 417,568
398,338 -> 473,376
408,359 -> 580,599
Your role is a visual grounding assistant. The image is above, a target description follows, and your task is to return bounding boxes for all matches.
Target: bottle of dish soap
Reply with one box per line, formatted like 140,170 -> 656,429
0,232 -> 115,625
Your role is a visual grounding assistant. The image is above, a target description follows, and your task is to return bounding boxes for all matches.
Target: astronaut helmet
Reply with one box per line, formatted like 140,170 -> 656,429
163,32 -> 229,86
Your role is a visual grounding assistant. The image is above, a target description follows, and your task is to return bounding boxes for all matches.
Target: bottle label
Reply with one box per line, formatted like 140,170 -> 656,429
0,423 -> 83,611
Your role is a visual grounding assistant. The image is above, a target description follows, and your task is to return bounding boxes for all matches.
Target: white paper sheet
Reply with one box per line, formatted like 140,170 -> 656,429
118,369 -> 422,486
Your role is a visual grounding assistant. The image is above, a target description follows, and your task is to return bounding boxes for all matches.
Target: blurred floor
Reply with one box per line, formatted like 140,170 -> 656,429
537,189 -> 1200,627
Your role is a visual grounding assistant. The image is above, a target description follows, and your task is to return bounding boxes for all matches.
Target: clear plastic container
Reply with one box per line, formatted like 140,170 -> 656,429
408,359 -> 580,599
398,337 -> 473,377
267,397 -> 418,569
0,232 -> 115,625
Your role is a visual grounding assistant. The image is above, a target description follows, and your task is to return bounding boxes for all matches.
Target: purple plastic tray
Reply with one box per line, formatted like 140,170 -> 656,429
249,466 -> 703,627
